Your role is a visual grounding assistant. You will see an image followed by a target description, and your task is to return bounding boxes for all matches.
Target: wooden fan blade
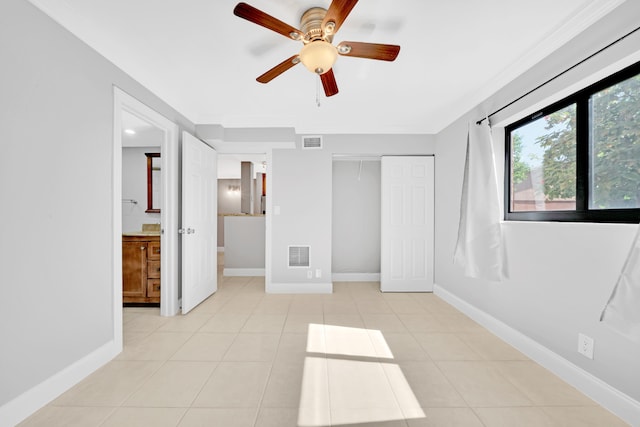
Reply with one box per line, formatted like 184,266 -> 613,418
337,41 -> 400,61
256,55 -> 300,83
320,69 -> 339,97
234,2 -> 302,40
322,0 -> 358,35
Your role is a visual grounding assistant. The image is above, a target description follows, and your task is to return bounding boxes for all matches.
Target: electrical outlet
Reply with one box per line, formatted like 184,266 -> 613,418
578,333 -> 594,359
307,270 -> 313,279
316,269 -> 322,278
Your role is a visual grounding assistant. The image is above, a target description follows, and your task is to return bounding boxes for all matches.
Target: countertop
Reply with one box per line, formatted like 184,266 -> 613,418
122,231 -> 161,237
219,213 -> 265,217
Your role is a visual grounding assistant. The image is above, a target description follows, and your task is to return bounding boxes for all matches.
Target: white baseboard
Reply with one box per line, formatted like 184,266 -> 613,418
433,284 -> 640,426
223,268 -> 265,277
0,340 -> 119,427
332,273 -> 380,282
266,282 -> 333,294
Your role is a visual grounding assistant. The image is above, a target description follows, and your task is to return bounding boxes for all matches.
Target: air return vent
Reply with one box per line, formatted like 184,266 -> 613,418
302,135 -> 323,149
288,246 -> 310,268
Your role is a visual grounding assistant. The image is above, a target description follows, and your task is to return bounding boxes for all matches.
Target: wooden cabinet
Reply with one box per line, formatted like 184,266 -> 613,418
122,235 -> 160,304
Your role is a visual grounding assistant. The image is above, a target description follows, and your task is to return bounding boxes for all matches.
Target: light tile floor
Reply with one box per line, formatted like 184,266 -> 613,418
20,259 -> 629,426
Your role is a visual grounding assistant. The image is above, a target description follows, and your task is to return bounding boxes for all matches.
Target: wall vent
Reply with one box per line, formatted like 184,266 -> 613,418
302,135 -> 323,149
288,246 -> 310,268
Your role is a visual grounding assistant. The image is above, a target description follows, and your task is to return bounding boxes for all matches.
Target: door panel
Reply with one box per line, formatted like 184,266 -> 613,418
181,132 -> 217,313
381,156 -> 434,292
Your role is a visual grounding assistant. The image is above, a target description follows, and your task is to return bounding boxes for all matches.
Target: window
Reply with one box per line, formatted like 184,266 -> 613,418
505,61 -> 640,223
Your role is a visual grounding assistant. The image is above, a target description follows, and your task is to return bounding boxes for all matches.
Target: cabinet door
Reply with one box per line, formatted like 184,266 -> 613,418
122,241 -> 147,298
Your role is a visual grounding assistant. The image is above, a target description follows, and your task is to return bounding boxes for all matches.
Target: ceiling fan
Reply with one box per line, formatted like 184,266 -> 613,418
233,1 -> 400,97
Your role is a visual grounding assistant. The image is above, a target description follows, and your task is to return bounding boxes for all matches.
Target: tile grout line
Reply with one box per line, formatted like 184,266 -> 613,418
249,315 -> 287,427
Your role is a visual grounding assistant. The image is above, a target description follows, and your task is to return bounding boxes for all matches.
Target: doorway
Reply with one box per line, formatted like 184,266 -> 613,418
217,154 -> 267,278
332,156 -> 382,282
121,112 -> 162,305
113,88 -> 179,349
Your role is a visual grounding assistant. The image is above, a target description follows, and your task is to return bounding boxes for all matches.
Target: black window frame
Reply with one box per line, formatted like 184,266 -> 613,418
505,60 -> 640,223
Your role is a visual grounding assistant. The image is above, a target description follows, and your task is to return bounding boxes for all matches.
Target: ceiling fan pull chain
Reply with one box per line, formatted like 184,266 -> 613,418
316,77 -> 322,107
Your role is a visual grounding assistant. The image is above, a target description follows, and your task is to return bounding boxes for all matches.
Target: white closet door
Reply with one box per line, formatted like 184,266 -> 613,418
381,156 -> 434,292
181,132 -> 217,313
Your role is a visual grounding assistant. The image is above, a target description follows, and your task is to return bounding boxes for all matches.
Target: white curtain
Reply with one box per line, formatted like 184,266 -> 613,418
453,121 -> 506,281
600,225 -> 640,341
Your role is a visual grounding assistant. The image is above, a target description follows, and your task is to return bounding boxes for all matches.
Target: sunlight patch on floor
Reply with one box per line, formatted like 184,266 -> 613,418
306,323 -> 394,359
298,324 -> 425,427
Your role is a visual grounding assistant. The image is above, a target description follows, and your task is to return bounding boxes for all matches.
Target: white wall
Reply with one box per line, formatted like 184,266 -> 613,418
218,179 -> 242,214
434,0 -> 640,418
0,0 -> 194,422
269,146 -> 334,291
268,135 -> 435,292
122,147 -> 161,232
217,178 -> 242,247
224,216 -> 266,269
332,160 -> 381,276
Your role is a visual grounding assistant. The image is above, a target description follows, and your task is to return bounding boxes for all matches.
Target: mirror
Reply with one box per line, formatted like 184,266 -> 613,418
146,152 -> 161,212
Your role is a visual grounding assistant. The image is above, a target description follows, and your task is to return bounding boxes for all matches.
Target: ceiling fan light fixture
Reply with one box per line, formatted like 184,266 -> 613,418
299,41 -> 337,75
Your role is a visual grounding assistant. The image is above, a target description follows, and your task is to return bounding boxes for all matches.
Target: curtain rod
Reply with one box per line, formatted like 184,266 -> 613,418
476,24 -> 640,126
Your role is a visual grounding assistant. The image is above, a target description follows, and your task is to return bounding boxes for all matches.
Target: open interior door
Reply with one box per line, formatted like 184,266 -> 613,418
381,156 -> 434,292
181,132 -> 217,313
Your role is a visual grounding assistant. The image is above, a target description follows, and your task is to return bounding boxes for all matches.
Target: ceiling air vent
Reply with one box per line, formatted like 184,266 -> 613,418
302,135 -> 322,149
288,246 -> 310,268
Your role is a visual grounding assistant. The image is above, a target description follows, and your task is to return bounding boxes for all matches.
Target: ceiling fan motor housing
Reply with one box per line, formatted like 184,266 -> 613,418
300,7 -> 333,43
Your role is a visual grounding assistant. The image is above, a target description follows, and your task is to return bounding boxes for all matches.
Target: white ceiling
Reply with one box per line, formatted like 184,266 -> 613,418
29,0 -> 625,134
121,110 -> 164,147
218,154 -> 267,179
